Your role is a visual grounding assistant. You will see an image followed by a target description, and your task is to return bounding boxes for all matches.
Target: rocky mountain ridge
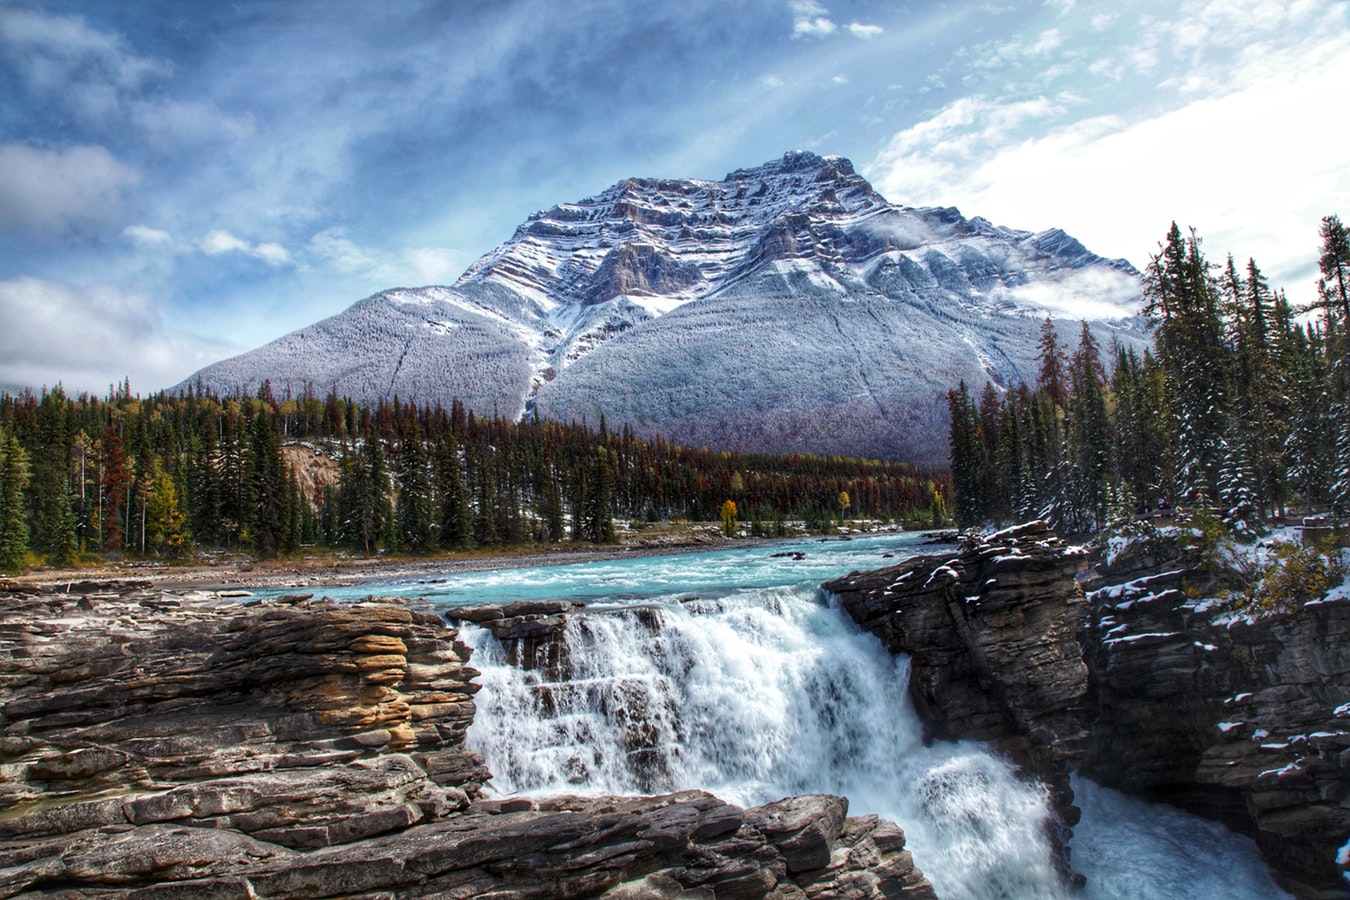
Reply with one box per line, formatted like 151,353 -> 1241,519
0,584 -> 935,899
179,151 -> 1145,464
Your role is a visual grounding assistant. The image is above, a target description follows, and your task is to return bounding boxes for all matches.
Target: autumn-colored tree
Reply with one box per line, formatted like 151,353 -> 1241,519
720,498 -> 737,537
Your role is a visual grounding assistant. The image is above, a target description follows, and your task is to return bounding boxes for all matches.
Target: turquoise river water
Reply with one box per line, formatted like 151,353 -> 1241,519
268,532 -> 1289,900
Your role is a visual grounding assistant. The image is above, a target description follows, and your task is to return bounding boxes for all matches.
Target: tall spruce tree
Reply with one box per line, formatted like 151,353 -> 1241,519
947,381 -> 988,527
396,422 -> 437,553
0,430 -> 30,573
585,447 -> 616,543
30,389 -> 77,565
435,434 -> 473,550
1145,224 -> 1229,503
247,403 -> 288,558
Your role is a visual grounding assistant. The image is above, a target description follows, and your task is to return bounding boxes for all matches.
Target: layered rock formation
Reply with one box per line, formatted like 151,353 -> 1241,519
823,522 -> 1091,884
0,583 -> 935,899
825,521 -> 1350,898
1082,538 -> 1350,899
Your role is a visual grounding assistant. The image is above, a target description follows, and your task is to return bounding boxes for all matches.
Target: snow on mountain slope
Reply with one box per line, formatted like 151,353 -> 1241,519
178,151 -> 1146,463
178,285 -> 535,414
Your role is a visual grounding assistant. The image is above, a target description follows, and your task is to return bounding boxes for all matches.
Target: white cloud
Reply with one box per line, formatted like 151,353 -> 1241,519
0,276 -> 239,394
130,99 -> 255,147
406,248 -> 462,284
832,74 -> 849,85
304,228 -> 462,286
253,243 -> 291,266
794,17 -> 836,38
1028,28 -> 1062,55
199,229 -> 291,266
0,8 -> 165,92
199,229 -> 250,255
868,36 -> 1350,306
0,143 -> 140,237
788,1 -> 879,39
306,228 -> 380,274
122,224 -> 172,246
1,9 -> 245,150
847,22 -> 884,39
1009,267 -> 1142,320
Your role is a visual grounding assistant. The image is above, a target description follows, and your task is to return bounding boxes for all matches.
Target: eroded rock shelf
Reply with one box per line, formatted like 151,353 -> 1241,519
0,584 -> 935,899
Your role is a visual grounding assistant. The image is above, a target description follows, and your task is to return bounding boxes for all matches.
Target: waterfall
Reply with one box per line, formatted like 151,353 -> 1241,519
464,585 -> 1066,899
463,582 -> 1289,900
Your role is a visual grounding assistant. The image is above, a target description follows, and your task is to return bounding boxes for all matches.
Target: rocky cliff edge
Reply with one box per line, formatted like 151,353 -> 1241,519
824,520 -> 1350,898
0,583 -> 935,900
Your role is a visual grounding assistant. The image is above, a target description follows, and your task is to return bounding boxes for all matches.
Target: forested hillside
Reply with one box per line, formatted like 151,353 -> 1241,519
0,383 -> 947,573
948,217 -> 1350,534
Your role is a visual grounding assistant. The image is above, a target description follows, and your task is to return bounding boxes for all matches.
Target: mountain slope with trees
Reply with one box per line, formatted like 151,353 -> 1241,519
178,152 -> 1146,465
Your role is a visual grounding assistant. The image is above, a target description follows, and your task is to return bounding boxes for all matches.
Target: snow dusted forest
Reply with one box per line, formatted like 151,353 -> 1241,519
948,217 -> 1350,538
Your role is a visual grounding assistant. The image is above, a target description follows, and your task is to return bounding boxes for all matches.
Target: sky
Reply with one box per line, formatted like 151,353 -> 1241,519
1,0 -> 1347,395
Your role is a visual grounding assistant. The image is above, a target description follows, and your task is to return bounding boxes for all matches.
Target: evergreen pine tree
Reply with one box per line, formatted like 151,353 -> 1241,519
396,423 -> 437,553
30,390 -> 78,565
248,404 -> 287,558
435,435 -> 473,550
946,381 -> 988,527
586,448 -> 616,543
0,430 -> 30,573
1058,321 -> 1112,533
1283,326 -> 1330,507
539,458 -> 565,543
1317,215 -> 1350,330
1036,317 -> 1068,408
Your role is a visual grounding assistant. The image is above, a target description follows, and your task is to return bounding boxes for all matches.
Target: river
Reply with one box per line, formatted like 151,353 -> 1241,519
293,532 -> 1288,899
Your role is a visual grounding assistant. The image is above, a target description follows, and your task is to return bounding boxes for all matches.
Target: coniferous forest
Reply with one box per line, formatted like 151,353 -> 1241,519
948,216 -> 1350,535
0,382 -> 947,573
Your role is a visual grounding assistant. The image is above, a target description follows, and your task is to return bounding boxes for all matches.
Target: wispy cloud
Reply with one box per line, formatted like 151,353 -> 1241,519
846,22 -> 884,39
868,1 -> 1350,302
122,224 -> 171,246
0,7 -> 250,150
304,229 -> 463,287
0,276 -> 240,394
0,143 -> 140,237
199,230 -> 291,266
791,0 -> 837,38
788,1 -> 881,40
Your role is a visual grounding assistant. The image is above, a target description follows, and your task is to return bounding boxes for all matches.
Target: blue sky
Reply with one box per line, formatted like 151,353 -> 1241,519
1,0 -> 1347,394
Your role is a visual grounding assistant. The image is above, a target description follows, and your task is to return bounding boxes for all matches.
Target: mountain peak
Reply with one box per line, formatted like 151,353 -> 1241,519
179,151 -> 1144,464
723,149 -> 850,179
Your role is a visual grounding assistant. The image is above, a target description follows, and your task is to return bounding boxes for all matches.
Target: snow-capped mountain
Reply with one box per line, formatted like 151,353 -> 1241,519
179,151 -> 1145,463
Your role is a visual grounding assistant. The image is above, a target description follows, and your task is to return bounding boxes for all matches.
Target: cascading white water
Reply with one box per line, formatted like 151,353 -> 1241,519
462,582 -> 1289,900
466,586 -> 1063,899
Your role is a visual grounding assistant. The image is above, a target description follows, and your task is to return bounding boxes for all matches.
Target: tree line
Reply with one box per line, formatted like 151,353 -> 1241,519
0,383 -> 948,573
948,216 -> 1350,535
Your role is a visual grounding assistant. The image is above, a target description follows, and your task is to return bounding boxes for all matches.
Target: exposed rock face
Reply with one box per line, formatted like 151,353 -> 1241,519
826,521 -> 1350,898
1082,540 -> 1350,899
823,521 -> 1091,883
0,584 -> 935,899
